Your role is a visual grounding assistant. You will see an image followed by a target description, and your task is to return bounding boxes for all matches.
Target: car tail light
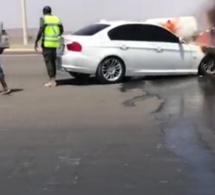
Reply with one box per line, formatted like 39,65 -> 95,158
67,42 -> 82,52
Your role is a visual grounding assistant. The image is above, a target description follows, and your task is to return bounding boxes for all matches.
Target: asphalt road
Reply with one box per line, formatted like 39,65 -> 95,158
0,55 -> 215,195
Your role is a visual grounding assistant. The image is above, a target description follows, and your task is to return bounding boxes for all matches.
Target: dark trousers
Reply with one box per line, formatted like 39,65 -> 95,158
42,47 -> 57,78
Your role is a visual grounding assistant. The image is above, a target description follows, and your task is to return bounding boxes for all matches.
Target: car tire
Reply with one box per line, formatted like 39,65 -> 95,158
69,72 -> 90,80
199,55 -> 215,76
97,56 -> 125,84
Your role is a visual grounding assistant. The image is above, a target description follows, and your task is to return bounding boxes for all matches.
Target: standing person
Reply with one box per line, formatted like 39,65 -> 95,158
0,63 -> 11,95
34,6 -> 64,87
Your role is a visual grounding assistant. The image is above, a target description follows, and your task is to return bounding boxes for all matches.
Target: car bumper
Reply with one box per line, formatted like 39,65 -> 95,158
0,35 -> 10,49
0,44 -> 10,49
57,53 -> 99,75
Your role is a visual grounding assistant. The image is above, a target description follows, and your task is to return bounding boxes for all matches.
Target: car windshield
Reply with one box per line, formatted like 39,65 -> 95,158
72,24 -> 110,36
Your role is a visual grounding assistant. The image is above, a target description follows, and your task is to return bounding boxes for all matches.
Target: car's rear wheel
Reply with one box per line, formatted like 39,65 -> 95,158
199,55 -> 215,76
97,56 -> 125,84
69,72 -> 90,80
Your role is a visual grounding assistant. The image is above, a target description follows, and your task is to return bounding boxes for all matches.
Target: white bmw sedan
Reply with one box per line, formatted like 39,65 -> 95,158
57,20 -> 211,84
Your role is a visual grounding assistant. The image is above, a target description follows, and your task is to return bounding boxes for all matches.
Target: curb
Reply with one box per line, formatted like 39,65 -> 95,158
3,49 -> 42,55
5,49 -> 40,52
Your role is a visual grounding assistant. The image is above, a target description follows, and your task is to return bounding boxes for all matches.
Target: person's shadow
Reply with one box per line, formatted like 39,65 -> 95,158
0,88 -> 23,95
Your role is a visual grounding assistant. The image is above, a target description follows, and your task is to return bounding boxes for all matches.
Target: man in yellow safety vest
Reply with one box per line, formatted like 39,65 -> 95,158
34,6 -> 64,87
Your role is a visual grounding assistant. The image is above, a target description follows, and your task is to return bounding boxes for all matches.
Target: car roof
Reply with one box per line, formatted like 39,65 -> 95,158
95,20 -> 169,31
95,20 -> 174,33
96,20 -> 151,26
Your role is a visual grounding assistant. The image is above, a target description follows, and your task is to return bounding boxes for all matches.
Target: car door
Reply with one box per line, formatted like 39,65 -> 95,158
108,24 -> 163,76
141,25 -> 193,75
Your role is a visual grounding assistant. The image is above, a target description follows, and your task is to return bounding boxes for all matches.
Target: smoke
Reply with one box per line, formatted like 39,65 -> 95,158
207,1 -> 215,27
194,1 -> 215,46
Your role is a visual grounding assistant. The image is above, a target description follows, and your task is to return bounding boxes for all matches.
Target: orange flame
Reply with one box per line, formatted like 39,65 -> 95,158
195,30 -> 211,46
195,7 -> 215,48
160,18 -> 179,34
160,17 -> 215,49
194,27 -> 215,48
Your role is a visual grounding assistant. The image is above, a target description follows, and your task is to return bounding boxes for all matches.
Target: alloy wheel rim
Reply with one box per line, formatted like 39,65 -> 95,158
101,59 -> 123,81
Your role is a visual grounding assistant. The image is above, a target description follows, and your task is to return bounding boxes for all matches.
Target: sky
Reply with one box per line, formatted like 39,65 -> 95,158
0,0 -> 211,30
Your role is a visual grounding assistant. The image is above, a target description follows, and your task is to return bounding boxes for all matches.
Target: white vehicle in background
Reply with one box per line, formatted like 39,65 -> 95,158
57,19 -> 211,84
0,22 -> 9,54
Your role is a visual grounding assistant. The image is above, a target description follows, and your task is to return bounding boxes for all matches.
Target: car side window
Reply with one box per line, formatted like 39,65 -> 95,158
72,24 -> 110,36
108,24 -> 179,43
142,25 -> 179,43
108,24 -> 147,41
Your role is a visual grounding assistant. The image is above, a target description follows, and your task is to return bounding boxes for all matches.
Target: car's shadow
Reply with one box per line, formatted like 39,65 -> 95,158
120,75 -> 196,92
57,75 -> 196,87
56,77 -> 98,86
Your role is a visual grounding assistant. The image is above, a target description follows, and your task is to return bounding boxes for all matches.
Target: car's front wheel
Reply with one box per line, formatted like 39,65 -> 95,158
97,56 -> 125,84
199,55 -> 215,76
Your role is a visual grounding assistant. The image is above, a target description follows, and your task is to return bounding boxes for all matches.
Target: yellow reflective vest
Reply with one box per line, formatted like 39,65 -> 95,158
43,15 -> 61,48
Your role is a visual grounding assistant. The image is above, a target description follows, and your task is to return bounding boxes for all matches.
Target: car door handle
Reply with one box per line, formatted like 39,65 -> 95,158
120,45 -> 128,50
155,47 -> 163,52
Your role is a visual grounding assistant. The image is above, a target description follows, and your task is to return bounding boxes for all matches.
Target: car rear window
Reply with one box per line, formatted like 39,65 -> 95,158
72,24 -> 110,36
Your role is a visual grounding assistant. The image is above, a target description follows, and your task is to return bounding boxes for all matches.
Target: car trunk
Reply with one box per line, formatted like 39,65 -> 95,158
57,35 -> 94,55
56,34 -> 94,70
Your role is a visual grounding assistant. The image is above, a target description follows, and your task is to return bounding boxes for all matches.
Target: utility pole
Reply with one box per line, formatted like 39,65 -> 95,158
21,0 -> 28,45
